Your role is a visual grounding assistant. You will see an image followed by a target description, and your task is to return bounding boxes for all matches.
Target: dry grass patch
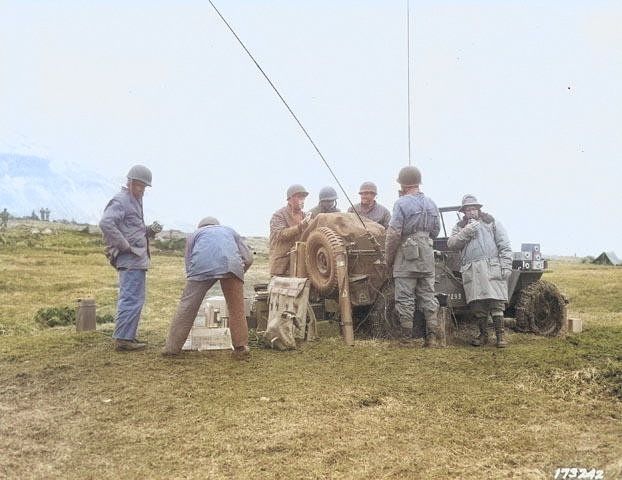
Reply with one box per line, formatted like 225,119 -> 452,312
1,230 -> 621,479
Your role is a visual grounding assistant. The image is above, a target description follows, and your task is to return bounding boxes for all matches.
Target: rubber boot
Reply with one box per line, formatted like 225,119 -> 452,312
494,316 -> 508,348
471,316 -> 489,347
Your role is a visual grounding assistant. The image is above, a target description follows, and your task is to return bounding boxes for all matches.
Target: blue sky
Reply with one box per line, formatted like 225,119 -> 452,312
1,0 -> 621,257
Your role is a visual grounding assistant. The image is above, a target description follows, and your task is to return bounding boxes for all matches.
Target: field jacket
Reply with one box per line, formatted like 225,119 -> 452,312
385,193 -> 440,277
347,201 -> 391,228
309,204 -> 340,219
447,213 -> 512,303
99,187 -> 150,270
185,225 -> 253,281
269,205 -> 306,276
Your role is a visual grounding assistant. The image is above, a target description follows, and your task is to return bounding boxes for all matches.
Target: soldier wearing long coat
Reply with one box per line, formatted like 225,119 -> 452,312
447,194 -> 512,347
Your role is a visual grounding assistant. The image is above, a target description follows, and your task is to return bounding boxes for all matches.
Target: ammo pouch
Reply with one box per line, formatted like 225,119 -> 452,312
400,232 -> 434,273
402,236 -> 420,260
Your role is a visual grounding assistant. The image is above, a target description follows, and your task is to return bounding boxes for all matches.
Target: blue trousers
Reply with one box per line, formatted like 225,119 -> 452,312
114,269 -> 146,340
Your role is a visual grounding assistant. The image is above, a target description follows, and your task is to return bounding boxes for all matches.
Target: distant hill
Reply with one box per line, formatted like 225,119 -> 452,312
244,236 -> 269,255
0,153 -> 117,224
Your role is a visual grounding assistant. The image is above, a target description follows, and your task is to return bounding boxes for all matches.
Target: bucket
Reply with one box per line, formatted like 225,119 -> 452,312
76,299 -> 96,331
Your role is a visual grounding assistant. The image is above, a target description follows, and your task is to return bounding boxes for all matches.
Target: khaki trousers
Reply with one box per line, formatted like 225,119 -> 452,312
164,276 -> 248,354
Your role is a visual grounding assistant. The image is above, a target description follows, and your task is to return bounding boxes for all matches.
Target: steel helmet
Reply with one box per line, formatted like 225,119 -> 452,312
319,186 -> 338,201
358,181 -> 377,194
127,165 -> 152,187
459,194 -> 483,212
286,184 -> 309,199
198,216 -> 220,227
397,166 -> 421,186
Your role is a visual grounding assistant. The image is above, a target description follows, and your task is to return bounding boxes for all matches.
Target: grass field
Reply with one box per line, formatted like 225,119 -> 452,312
1,225 -> 621,480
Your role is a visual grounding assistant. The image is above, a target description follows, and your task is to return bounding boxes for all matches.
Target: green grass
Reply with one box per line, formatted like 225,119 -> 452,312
1,227 -> 621,479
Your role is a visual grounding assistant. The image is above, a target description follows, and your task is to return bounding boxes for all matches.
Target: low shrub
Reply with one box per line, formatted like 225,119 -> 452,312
34,305 -> 76,328
34,305 -> 115,328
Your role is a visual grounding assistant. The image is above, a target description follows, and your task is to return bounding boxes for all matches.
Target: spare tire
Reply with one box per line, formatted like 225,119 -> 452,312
515,280 -> 568,336
305,227 -> 345,296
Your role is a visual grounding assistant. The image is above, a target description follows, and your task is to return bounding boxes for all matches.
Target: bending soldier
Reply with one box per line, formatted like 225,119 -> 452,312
162,217 -> 253,359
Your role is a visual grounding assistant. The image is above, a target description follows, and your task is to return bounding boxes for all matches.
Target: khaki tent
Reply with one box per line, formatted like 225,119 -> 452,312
592,251 -> 621,265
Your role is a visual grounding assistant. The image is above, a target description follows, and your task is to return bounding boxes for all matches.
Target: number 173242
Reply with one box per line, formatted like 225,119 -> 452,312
554,468 -> 603,480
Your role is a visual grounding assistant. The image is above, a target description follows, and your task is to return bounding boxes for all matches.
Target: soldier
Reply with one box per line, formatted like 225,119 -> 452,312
348,181 -> 391,228
162,217 -> 254,359
385,166 -> 442,346
309,186 -> 340,218
99,165 -> 161,352
447,194 -> 512,348
269,184 -> 311,276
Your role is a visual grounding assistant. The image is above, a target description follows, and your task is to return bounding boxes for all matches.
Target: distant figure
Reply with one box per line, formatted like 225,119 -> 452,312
0,208 -> 8,228
40,208 -> 45,222
162,217 -> 254,359
348,181 -> 391,228
385,166 -> 441,346
447,194 -> 512,348
31,210 -> 38,220
44,208 -> 50,221
269,184 -> 312,276
99,165 -> 156,352
309,186 -> 340,218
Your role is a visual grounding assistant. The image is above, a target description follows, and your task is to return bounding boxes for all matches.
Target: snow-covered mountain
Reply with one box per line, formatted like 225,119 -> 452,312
0,153 -> 118,224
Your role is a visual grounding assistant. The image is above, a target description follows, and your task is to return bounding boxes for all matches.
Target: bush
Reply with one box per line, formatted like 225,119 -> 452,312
34,306 -> 75,328
34,305 -> 115,328
97,313 -> 115,324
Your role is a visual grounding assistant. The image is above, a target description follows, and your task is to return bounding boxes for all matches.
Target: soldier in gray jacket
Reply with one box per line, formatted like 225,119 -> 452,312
348,181 -> 391,228
99,165 -> 159,352
385,166 -> 442,347
447,194 -> 512,348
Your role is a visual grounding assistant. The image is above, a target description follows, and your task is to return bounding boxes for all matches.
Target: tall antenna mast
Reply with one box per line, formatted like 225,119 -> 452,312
407,0 -> 412,166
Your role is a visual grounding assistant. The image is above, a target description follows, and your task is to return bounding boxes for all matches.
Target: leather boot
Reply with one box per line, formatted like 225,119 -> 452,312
423,331 -> 437,348
471,316 -> 489,347
424,311 -> 442,348
398,326 -> 414,343
494,316 -> 508,348
394,315 -> 415,344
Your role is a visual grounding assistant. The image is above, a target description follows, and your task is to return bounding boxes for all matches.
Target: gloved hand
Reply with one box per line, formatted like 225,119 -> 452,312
459,220 -> 479,240
502,268 -> 512,280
